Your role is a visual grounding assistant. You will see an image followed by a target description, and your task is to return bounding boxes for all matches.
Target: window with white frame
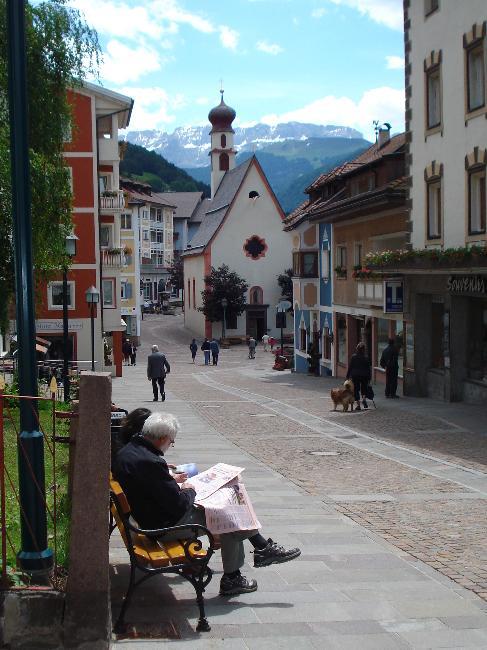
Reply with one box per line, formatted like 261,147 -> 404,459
120,213 -> 132,230
142,209 -> 149,220
336,245 -> 347,275
98,174 -> 111,193
469,166 -> 486,234
426,65 -> 442,129
121,281 -> 133,299
427,179 -> 442,239
102,279 -> 115,307
156,209 -> 162,222
466,41 -> 485,112
48,282 -> 75,310
100,225 -> 112,248
321,249 -> 330,280
156,231 -> 163,243
354,242 -> 363,267
143,230 -> 149,241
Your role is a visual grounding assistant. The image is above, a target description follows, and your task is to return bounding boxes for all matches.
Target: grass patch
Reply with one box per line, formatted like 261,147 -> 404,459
2,397 -> 71,580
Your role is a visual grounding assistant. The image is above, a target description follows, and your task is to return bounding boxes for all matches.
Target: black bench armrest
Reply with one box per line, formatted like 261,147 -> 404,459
126,520 -> 216,549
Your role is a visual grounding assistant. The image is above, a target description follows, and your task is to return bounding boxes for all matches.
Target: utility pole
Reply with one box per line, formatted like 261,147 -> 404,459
7,0 -> 53,573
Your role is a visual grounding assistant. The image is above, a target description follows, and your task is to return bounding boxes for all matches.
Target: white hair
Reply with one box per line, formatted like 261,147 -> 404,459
151,344 -> 159,352
142,412 -> 180,442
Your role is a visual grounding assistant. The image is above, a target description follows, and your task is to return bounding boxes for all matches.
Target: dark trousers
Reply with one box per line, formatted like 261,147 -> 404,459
212,353 -> 219,366
130,354 -> 136,365
385,366 -> 398,397
151,377 -> 165,400
352,376 -> 368,402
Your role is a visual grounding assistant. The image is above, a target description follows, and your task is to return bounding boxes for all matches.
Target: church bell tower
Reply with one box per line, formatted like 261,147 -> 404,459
208,90 -> 236,198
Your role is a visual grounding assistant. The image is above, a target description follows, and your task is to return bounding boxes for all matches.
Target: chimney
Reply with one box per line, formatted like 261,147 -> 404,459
378,123 -> 391,148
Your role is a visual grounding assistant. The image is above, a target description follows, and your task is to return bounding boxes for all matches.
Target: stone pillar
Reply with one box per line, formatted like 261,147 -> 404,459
63,372 -> 112,649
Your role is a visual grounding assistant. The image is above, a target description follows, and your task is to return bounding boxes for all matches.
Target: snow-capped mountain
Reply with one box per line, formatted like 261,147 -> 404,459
124,122 -> 363,169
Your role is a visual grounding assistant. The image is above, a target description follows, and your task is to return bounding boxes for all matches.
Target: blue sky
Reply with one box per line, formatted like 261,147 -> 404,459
71,0 -> 405,140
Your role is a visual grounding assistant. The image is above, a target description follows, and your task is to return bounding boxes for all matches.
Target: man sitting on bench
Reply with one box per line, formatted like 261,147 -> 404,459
113,412 -> 301,596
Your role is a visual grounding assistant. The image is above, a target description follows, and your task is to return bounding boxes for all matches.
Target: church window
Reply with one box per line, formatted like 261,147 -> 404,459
249,286 -> 263,304
221,134 -> 227,148
219,152 -> 229,171
243,235 -> 268,260
249,190 -> 260,199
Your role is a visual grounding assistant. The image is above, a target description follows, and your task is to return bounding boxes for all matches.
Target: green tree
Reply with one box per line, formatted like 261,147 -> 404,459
169,255 -> 184,292
199,264 -> 248,327
277,268 -> 293,303
0,1 -> 100,334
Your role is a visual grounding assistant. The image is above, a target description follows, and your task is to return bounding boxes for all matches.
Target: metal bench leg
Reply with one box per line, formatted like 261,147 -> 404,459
114,564 -> 136,634
195,586 -> 210,632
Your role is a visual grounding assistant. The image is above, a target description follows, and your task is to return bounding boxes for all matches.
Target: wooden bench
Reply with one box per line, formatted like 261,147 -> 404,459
109,477 -> 216,632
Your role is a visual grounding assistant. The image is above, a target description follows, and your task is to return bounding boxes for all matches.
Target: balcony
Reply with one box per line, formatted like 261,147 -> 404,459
102,248 -> 126,268
357,280 -> 383,306
99,190 -> 125,213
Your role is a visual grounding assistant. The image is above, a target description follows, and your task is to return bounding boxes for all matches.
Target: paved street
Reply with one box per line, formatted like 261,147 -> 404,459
110,313 -> 487,648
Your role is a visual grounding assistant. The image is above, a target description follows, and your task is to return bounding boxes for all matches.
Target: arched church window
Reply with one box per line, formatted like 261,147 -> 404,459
219,152 -> 229,171
249,286 -> 263,304
221,134 -> 227,148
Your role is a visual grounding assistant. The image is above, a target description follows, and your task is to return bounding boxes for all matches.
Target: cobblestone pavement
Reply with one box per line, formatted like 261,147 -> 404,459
111,313 -> 487,647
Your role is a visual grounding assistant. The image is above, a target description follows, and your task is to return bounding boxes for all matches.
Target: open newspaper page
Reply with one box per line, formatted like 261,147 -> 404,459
198,480 -> 261,535
187,463 -> 244,501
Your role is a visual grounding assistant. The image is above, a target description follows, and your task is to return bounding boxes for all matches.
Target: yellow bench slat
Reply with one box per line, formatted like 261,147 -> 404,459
110,479 -> 131,514
163,541 -> 207,564
133,534 -> 171,567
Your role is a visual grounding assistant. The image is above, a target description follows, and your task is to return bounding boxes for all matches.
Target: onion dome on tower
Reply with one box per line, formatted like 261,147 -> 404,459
208,90 -> 236,134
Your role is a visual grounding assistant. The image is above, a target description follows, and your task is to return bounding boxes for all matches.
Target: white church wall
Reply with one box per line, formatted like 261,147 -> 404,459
183,254 -> 206,338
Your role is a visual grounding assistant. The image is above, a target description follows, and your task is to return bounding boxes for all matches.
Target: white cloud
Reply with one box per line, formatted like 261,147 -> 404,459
70,0 -> 163,39
260,86 -> 405,140
327,0 -> 403,31
219,25 -> 239,50
196,97 -> 210,105
311,7 -> 327,18
101,40 -> 163,83
256,41 -> 284,55
386,55 -> 405,69
119,86 -> 185,130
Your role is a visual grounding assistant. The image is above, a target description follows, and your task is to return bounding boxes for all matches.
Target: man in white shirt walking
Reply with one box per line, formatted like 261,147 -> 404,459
262,333 -> 270,351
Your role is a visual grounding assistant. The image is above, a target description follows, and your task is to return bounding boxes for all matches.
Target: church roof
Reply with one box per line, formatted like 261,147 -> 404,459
208,91 -> 236,134
184,157 -> 254,252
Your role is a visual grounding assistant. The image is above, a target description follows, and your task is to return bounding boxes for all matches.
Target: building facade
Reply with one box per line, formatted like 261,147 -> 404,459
183,93 -> 293,340
34,83 -> 133,377
398,0 -> 487,403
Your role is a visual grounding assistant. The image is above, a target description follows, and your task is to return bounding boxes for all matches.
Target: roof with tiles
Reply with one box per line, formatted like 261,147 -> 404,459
184,157 -> 254,252
153,191 -> 203,221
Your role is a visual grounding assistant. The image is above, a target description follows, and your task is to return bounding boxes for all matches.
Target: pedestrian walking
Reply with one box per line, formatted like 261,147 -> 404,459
130,342 -> 137,366
210,338 -> 220,365
189,339 -> 198,363
147,344 -> 171,402
201,338 -> 211,365
122,338 -> 131,366
248,337 -> 256,359
269,336 -> 275,352
346,342 -> 372,411
380,337 -> 400,398
262,333 -> 270,351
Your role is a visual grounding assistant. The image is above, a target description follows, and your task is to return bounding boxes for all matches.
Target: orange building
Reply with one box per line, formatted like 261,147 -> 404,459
35,83 -> 133,377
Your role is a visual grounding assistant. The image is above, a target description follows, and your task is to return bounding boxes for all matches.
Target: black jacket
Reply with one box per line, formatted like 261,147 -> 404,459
113,436 -> 195,530
347,352 -> 372,380
201,340 -> 211,351
380,344 -> 399,370
147,352 -> 170,379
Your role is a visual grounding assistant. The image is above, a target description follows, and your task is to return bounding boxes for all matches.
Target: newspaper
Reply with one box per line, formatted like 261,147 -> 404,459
199,480 -> 261,535
187,463 -> 244,501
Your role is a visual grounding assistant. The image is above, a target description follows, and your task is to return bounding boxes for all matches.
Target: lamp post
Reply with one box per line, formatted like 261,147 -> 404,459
85,286 -> 100,372
276,300 -> 292,356
62,234 -> 78,402
221,297 -> 228,341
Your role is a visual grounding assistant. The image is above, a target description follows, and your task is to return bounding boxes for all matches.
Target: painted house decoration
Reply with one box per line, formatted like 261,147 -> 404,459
182,92 -> 293,340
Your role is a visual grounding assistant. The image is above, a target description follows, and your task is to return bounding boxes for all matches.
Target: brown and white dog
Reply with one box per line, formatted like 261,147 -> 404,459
330,379 -> 355,412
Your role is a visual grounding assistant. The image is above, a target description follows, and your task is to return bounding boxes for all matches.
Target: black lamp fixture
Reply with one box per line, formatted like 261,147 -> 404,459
85,285 -> 100,372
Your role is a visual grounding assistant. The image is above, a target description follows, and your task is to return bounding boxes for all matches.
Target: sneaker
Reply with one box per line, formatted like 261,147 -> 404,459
362,399 -> 368,409
253,539 -> 301,568
219,574 -> 258,596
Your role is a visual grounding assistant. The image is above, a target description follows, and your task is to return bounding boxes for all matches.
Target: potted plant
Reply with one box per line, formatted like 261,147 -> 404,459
335,265 -> 347,279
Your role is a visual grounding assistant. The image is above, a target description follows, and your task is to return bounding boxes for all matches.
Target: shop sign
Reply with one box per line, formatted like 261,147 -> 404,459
384,280 -> 403,313
447,275 -> 487,295
35,319 -> 84,332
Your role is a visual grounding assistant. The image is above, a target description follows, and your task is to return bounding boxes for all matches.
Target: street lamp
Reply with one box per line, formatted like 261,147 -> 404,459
276,300 -> 292,356
85,286 -> 100,372
62,234 -> 78,402
221,297 -> 228,341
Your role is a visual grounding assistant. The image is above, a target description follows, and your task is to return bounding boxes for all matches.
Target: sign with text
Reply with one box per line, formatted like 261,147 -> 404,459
447,275 -> 487,295
384,280 -> 403,314
35,319 -> 84,332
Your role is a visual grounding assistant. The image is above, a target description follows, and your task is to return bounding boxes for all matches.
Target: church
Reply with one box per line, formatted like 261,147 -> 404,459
182,92 -> 293,340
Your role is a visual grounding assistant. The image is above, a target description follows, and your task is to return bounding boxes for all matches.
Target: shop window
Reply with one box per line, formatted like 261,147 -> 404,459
102,279 -> 115,308
468,300 -> 487,382
48,281 -> 74,310
468,166 -> 486,234
323,327 -> 332,361
431,301 -> 444,368
121,213 -> 132,230
426,64 -> 442,129
427,179 -> 442,239
337,318 -> 347,365
466,41 -> 485,113
377,318 -> 390,368
393,320 -> 404,377
219,153 -> 229,171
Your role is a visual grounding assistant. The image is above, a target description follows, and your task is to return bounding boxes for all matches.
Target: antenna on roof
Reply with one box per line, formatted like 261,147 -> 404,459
373,120 -> 380,143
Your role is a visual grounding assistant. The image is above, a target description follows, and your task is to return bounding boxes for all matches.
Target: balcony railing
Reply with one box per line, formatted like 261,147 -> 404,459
102,249 -> 126,268
99,190 -> 125,212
